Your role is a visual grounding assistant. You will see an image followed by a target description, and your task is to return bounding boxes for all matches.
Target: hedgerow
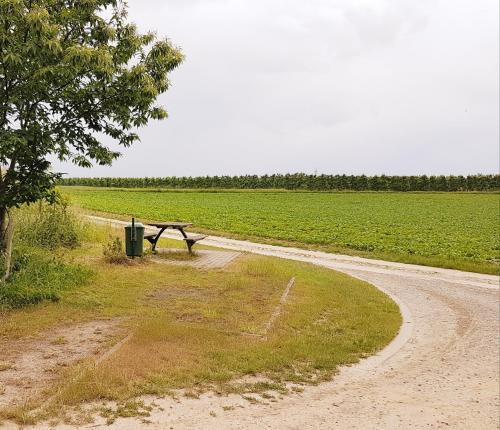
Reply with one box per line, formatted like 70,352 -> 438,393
59,174 -> 500,192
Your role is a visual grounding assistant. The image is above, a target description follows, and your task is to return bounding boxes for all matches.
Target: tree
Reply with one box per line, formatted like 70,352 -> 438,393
0,0 -> 183,279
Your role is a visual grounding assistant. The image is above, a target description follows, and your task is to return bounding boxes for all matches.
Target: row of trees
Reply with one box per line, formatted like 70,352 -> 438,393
60,174 -> 500,192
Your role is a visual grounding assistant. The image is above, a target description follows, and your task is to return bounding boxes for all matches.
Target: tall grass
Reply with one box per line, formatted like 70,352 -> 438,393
15,195 -> 83,250
0,250 -> 90,309
0,196 -> 91,309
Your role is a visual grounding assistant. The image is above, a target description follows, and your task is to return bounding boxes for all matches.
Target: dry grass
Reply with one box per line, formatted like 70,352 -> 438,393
0,223 -> 401,425
153,248 -> 200,261
0,363 -> 13,372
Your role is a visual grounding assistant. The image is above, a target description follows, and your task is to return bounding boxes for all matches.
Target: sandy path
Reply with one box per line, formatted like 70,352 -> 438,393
26,217 -> 500,429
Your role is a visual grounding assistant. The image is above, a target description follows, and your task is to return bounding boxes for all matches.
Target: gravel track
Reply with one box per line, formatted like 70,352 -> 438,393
36,216 -> 500,429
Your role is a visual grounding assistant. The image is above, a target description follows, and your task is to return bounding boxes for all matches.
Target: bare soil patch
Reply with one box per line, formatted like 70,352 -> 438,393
0,320 -> 121,407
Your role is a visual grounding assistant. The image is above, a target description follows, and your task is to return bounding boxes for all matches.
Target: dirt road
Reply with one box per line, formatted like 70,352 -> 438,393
33,217 -> 500,429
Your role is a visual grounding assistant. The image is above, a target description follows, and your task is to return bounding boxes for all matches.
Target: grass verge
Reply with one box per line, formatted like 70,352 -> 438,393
0,222 -> 401,425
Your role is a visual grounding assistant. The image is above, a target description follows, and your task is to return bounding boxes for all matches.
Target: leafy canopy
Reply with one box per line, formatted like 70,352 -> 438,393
0,0 -> 183,208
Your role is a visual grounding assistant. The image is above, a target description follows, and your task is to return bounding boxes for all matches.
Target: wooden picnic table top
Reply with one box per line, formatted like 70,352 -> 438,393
147,222 -> 193,229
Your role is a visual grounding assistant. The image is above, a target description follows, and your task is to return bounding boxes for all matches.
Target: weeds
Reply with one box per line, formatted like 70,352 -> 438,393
0,250 -> 90,309
15,195 -> 82,250
0,196 -> 91,309
99,400 -> 152,425
103,236 -> 128,264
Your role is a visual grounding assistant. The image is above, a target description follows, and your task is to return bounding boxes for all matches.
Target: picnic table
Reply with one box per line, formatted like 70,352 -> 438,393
144,222 -> 206,254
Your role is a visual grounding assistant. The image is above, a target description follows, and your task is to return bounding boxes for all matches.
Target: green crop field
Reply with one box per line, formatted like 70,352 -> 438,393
61,187 -> 499,274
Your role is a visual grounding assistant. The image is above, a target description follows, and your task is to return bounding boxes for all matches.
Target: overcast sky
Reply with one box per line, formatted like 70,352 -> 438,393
57,0 -> 499,177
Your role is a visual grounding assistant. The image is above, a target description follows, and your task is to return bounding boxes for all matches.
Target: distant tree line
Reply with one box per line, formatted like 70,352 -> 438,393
59,174 -> 500,191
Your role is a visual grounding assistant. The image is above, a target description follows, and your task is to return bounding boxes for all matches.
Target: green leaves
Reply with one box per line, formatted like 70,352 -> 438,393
63,45 -> 113,74
0,0 -> 183,210
25,5 -> 50,31
2,52 -> 22,65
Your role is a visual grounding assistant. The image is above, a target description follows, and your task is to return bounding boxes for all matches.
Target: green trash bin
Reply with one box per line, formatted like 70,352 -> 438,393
125,218 -> 145,257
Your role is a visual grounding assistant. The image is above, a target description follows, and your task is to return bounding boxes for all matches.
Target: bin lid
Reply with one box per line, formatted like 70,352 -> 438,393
126,222 -> 144,228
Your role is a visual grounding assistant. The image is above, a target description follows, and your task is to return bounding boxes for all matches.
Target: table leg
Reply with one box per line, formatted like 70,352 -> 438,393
152,227 -> 167,252
177,228 -> 191,252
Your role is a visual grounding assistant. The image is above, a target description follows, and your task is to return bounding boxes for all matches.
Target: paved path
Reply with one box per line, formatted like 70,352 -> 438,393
152,249 -> 241,269
66,216 -> 499,429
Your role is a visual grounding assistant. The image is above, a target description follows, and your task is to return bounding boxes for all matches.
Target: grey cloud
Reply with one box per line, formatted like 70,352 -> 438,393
54,0 -> 499,177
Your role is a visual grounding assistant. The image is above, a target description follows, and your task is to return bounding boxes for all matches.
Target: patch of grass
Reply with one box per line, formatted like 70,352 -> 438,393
60,187 -> 500,274
51,250 -> 399,408
0,222 -> 401,424
183,390 -> 200,399
51,336 -> 68,346
0,400 -> 38,426
15,195 -> 83,250
99,400 -> 152,425
0,249 -> 91,310
153,249 -> 199,261
0,362 -> 13,372
0,199 -> 92,310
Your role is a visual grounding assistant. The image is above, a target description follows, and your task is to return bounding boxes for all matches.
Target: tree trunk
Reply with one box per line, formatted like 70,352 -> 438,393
0,207 -> 14,283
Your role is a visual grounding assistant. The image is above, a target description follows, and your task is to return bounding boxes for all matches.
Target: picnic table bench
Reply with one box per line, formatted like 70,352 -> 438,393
144,222 -> 207,254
